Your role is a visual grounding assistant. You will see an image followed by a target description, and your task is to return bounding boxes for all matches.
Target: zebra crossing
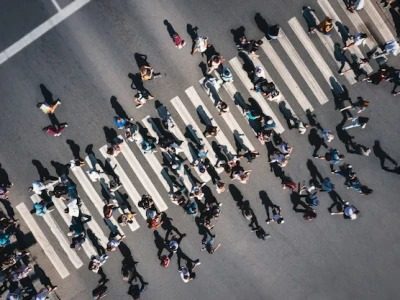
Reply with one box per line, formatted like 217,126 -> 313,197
16,1 -> 396,279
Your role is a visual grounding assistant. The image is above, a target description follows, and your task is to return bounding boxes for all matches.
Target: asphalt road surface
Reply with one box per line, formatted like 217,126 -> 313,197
0,0 -> 400,299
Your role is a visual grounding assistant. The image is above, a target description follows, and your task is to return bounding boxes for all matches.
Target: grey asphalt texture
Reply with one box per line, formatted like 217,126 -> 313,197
0,0 -> 400,299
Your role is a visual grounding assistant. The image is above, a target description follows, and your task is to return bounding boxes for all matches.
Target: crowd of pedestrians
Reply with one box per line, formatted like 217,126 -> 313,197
5,2 -> 398,298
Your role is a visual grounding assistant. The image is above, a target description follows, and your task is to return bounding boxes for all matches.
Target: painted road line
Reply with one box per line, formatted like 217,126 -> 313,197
229,57 -> 285,134
51,196 -> 98,258
16,202 -> 70,279
171,96 -> 220,166
251,56 -> 300,117
145,116 -> 193,190
119,136 -> 168,212
69,165 -> 126,235
166,100 -> 212,183
51,0 -> 62,11
99,145 -> 147,220
199,79 -> 256,151
214,73 -> 260,138
0,0 -> 91,65
317,0 -> 373,73
30,195 -> 84,269
274,33 -> 330,105
364,0 -> 395,43
259,40 -> 315,111
288,17 -> 339,89
185,86 -> 237,155
335,0 -> 377,49
84,156 -> 140,232
306,12 -> 357,85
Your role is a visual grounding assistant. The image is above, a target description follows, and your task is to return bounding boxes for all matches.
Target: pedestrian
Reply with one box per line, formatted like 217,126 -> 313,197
141,139 -> 157,154
117,211 -> 137,226
203,125 -> 218,137
236,35 -> 263,58
266,205 -> 284,224
103,203 -> 119,219
191,35 -> 209,55
134,90 -> 154,108
343,32 -> 368,50
302,6 -> 318,33
201,234 -> 221,254
178,266 -> 194,283
382,39 -> 400,56
318,17 -> 334,35
33,201 -> 48,217
330,202 -> 359,220
140,65 -> 161,81
342,116 -> 369,130
106,233 -> 125,252
390,70 -> 400,95
270,150 -> 288,167
346,0 -> 365,12
37,99 -> 61,114
216,101 -> 229,115
138,194 -> 154,210
43,123 -> 68,137
207,54 -> 224,74
318,148 -> 345,173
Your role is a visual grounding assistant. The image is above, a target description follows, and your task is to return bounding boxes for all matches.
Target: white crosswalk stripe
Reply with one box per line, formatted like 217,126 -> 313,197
199,78 -> 256,152
99,145 -> 147,220
307,12 -> 358,85
334,0 -> 377,50
84,155 -> 140,232
51,195 -> 98,259
317,0 -> 373,74
185,86 -> 237,155
274,33 -> 330,105
288,17 -> 340,89
30,195 -> 84,269
171,96 -> 220,165
16,203 -> 70,279
364,0 -> 396,42
259,39 -> 315,111
118,137 -> 169,212
143,116 -> 193,191
69,165 -> 126,235
251,55 -> 301,121
229,57 -> 285,133
165,102 -> 212,183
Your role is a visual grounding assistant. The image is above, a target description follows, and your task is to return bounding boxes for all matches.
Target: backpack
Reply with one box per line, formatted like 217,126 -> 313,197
307,192 -> 319,207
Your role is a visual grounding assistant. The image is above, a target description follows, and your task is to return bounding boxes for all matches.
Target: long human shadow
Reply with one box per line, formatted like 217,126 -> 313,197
87,229 -> 106,256
118,241 -> 148,297
50,160 -> 70,177
238,51 -> 255,81
31,160 -> 58,182
373,140 -> 398,171
0,163 -> 13,186
335,21 -> 350,45
254,12 -> 269,36
39,84 -> 56,105
110,96 -> 130,120
103,126 -> 119,144
66,139 -> 84,162
306,159 -> 323,187
33,264 -> 57,290
259,190 -> 275,220
308,128 -> 327,157
153,230 -> 166,259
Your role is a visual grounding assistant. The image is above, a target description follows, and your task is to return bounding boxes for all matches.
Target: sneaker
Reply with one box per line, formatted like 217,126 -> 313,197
363,148 -> 371,156
200,245 -> 206,251
361,123 -> 367,129
194,260 -> 201,267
